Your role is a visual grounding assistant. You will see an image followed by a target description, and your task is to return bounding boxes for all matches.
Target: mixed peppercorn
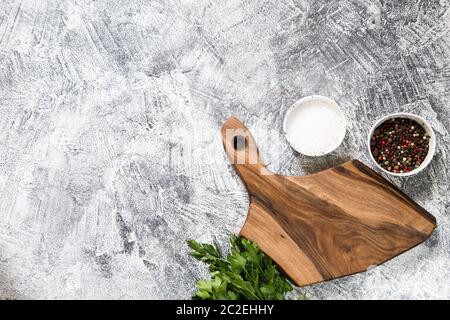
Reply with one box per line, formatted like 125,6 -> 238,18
370,118 -> 430,174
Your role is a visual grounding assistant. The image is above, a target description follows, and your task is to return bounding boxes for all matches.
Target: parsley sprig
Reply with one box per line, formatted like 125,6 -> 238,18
187,235 -> 294,300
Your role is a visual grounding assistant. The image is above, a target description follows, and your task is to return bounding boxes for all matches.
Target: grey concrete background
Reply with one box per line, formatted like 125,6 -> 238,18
0,0 -> 449,299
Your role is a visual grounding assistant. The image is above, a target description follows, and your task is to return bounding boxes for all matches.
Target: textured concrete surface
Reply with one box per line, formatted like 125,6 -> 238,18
0,0 -> 449,299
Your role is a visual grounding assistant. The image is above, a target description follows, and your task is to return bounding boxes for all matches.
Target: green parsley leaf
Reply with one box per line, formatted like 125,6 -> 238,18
188,235 -> 304,300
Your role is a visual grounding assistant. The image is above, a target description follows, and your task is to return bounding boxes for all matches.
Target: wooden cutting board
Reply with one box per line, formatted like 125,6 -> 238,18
221,117 -> 437,287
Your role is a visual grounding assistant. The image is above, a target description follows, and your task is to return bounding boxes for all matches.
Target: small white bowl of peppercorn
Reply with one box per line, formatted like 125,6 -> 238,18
368,113 -> 436,177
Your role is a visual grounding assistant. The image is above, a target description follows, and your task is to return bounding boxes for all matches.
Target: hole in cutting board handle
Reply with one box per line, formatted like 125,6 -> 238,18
233,135 -> 247,150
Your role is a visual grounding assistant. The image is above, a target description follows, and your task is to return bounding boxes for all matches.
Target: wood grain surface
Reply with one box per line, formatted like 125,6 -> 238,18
221,117 -> 437,286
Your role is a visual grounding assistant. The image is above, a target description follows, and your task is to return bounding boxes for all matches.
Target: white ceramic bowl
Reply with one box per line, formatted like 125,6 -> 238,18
367,113 -> 436,177
283,95 -> 346,156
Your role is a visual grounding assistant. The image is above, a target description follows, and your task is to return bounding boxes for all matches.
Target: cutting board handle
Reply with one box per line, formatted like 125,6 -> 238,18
221,117 -> 272,185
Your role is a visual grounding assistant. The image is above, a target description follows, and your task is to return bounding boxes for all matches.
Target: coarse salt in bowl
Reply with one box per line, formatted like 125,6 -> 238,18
283,95 -> 347,156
